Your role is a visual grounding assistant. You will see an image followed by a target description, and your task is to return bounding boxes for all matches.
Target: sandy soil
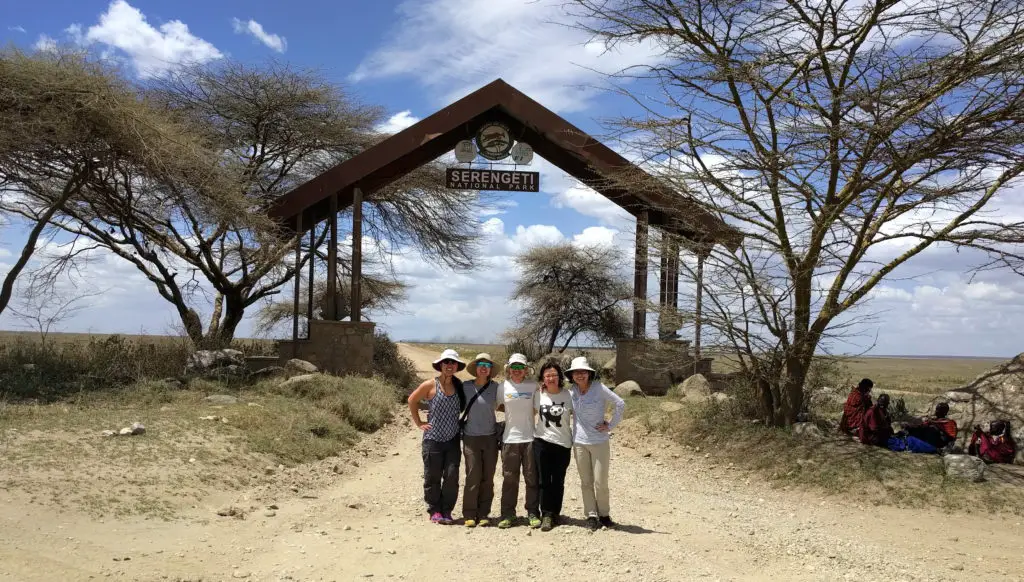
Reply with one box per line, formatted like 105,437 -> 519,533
0,343 -> 1022,581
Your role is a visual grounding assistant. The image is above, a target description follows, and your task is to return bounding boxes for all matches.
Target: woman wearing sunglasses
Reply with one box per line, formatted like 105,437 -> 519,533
407,348 -> 466,524
497,353 -> 540,529
460,353 -> 500,527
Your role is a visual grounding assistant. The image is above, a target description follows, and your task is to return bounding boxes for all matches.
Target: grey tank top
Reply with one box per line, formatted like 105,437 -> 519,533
424,378 -> 461,442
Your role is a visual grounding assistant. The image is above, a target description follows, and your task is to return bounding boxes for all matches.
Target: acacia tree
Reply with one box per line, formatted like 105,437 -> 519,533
42,62 -> 479,347
506,242 -> 631,354
0,50 -> 239,319
571,0 -> 1024,424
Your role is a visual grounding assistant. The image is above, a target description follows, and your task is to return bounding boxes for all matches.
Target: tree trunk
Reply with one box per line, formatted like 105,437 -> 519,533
204,293 -> 246,348
545,324 -> 561,354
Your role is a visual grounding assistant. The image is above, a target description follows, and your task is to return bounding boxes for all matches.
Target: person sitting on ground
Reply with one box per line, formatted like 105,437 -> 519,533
904,402 -> 958,451
969,420 -> 1017,464
839,378 -> 874,435
859,392 -> 893,447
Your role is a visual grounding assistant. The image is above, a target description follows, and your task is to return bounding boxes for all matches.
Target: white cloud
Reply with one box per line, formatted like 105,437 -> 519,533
572,226 -> 618,249
375,110 -> 420,134
60,0 -> 222,78
349,0 -> 665,113
231,18 -> 286,53
32,34 -> 56,53
9,26 -> 27,34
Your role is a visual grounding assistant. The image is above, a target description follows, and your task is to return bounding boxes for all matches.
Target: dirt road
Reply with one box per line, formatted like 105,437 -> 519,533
1,343 -> 1022,581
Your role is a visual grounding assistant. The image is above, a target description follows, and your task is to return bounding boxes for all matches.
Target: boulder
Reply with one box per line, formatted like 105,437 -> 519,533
185,349 -> 247,379
205,394 -> 240,405
286,358 -> 318,374
278,373 -> 321,391
943,454 -> 987,482
681,374 -> 712,398
793,422 -> 823,439
129,422 -> 145,435
614,380 -> 644,397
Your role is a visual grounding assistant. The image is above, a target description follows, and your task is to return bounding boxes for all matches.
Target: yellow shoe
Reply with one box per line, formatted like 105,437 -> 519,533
464,519 -> 477,528
477,518 -> 491,527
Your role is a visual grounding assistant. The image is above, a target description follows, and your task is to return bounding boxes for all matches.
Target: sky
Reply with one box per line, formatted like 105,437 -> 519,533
1,0 -> 1023,357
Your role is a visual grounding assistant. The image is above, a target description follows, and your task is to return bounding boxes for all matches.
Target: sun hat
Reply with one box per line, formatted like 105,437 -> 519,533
566,356 -> 596,374
466,353 -> 494,377
432,348 -> 466,372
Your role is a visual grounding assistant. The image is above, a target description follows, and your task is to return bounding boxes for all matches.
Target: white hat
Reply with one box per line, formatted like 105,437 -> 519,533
432,348 -> 466,372
504,352 -> 533,375
566,356 -> 596,374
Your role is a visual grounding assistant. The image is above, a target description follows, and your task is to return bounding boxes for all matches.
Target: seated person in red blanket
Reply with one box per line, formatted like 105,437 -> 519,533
859,393 -> 893,447
969,421 -> 1016,464
839,378 -> 874,435
904,402 -> 958,450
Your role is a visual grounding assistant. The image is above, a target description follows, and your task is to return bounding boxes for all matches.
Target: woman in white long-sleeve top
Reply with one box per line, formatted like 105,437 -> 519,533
566,356 -> 625,531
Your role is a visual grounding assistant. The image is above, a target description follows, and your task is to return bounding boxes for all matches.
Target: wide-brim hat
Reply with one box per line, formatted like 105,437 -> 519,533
432,348 -> 466,372
466,353 -> 494,377
566,356 -> 596,374
504,352 -> 534,375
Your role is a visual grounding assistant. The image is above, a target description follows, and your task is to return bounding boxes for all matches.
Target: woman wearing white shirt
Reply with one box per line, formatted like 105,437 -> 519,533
533,359 -> 573,532
497,353 -> 540,529
567,356 -> 625,531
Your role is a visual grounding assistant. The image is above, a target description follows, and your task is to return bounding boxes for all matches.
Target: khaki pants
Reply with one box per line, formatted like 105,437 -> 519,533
500,441 -> 539,518
574,441 -> 610,518
461,434 -> 498,520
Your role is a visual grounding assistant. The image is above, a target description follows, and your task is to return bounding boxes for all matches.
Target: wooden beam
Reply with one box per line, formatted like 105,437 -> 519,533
307,222 -> 315,335
351,187 -> 363,323
292,211 -> 302,357
633,210 -> 649,339
694,252 -> 705,372
327,192 -> 339,320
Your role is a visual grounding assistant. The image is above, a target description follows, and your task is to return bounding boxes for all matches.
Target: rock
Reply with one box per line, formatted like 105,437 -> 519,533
184,349 -> 247,379
263,510 -> 277,517
943,454 -> 987,482
130,422 -> 145,435
217,506 -> 246,519
682,374 -> 712,398
205,394 -> 239,405
118,427 -> 133,436
286,358 -> 318,373
614,380 -> 644,397
793,422 -> 824,439
660,402 -> 684,413
232,571 -> 250,579
278,373 -> 321,391
101,430 -> 116,437
250,366 -> 286,381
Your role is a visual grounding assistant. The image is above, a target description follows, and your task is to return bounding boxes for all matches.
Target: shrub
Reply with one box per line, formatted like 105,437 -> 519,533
504,334 -> 546,363
372,331 -> 418,396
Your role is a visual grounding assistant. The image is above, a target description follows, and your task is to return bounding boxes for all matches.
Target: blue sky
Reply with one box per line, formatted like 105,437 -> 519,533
2,0 -> 1024,357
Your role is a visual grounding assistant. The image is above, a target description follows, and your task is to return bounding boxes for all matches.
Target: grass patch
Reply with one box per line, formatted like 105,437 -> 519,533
624,393 -> 1024,514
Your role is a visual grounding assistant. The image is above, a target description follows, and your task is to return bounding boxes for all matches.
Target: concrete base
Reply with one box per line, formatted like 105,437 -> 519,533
614,338 -> 711,395
277,320 -> 375,376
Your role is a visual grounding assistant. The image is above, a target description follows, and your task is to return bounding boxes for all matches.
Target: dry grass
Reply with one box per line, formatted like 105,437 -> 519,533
0,375 -> 398,519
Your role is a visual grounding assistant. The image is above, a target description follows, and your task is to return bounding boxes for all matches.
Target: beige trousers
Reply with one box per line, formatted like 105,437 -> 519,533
573,441 -> 610,518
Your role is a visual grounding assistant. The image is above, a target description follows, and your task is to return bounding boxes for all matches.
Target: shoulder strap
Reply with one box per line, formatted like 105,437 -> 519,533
459,380 -> 491,426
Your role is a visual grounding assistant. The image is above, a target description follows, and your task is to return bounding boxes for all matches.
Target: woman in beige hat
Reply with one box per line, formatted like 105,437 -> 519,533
566,355 -> 624,531
407,348 -> 466,524
459,353 -> 500,527
497,352 -> 540,529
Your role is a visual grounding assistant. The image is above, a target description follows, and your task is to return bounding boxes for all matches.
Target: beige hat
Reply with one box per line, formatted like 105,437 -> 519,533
431,348 -> 466,372
466,353 -> 495,377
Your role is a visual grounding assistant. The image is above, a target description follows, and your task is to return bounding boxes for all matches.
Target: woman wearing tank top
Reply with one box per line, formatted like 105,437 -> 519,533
407,348 -> 465,524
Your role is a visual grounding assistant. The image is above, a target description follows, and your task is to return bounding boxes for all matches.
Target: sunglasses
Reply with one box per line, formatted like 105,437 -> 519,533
476,362 -> 493,368
440,359 -> 459,366
508,364 -> 527,370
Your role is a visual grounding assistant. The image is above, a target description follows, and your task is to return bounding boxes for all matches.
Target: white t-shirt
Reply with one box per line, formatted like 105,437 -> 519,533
501,379 -> 538,444
535,389 -> 573,448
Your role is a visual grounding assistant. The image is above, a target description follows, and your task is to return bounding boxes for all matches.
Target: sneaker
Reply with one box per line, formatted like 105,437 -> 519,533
464,519 -> 477,528
441,513 -> 454,525
497,517 -> 513,529
430,512 -> 444,524
540,516 -> 553,532
528,514 -> 542,529
478,518 -> 491,527
586,516 -> 600,531
599,515 -> 615,529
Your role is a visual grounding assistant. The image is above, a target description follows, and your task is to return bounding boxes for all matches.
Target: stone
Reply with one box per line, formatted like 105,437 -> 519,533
101,430 -> 116,437
278,374 -> 321,391
286,358 -> 319,373
793,422 -> 824,439
614,380 -> 644,398
129,422 -> 145,435
660,402 -> 684,413
682,374 -> 712,398
217,506 -> 246,519
944,390 -> 973,403
118,427 -> 133,436
205,394 -> 239,405
943,454 -> 987,482
184,349 -> 246,378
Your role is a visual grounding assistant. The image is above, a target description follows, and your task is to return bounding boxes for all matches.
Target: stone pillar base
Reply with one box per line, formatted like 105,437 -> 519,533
278,320 -> 376,376
614,338 -> 710,395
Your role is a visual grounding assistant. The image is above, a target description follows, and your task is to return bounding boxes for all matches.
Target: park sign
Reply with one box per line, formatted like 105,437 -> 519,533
445,168 -> 540,192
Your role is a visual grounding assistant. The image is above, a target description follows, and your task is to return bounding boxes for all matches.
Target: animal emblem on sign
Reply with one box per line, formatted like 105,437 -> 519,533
539,403 -> 565,428
474,122 -> 514,160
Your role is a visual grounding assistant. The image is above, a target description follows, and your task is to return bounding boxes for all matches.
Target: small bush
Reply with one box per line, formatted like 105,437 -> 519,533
372,331 -> 418,396
267,373 -> 396,432
504,334 -> 546,363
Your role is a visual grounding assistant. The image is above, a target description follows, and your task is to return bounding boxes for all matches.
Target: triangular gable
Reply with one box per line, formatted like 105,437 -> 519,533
267,78 -> 741,250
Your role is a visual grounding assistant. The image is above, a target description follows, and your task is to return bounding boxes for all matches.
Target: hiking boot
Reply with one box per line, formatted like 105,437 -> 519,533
430,512 -> 444,524
528,514 -> 542,529
441,513 -> 454,525
497,517 -> 513,529
540,516 -> 553,532
464,519 -> 477,528
586,516 -> 600,531
599,515 -> 615,529
477,517 -> 491,527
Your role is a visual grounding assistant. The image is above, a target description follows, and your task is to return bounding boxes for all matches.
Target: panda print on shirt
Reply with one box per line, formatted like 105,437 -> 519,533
540,402 -> 565,428
535,391 -> 573,448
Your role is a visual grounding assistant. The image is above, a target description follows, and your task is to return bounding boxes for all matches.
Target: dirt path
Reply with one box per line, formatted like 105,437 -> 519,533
0,344 -> 1022,581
